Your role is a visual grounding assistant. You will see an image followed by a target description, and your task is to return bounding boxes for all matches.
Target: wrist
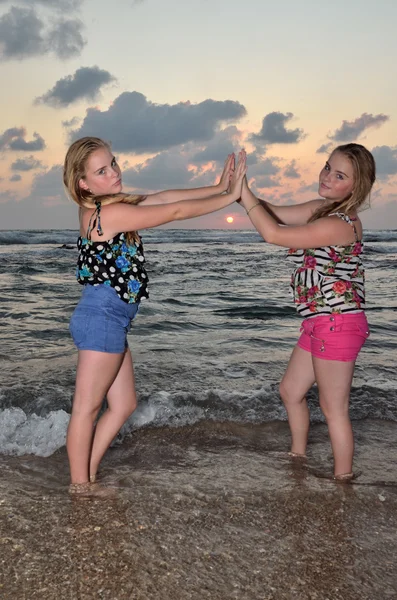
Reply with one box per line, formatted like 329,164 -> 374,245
246,201 -> 261,216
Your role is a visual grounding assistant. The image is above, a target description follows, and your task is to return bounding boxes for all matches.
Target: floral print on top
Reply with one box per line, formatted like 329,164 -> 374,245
76,231 -> 149,304
287,212 -> 365,318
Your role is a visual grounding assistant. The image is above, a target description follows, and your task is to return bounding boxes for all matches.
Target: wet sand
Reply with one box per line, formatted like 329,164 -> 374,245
1,420 -> 397,600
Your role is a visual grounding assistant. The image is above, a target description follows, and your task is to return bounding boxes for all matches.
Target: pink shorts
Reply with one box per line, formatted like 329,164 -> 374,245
297,312 -> 370,362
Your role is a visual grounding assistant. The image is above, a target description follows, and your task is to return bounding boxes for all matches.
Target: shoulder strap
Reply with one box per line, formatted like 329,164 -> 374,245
86,201 -> 103,240
330,212 -> 358,242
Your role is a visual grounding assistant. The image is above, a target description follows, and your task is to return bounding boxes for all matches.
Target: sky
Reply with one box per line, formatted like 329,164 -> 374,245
1,0 -> 397,230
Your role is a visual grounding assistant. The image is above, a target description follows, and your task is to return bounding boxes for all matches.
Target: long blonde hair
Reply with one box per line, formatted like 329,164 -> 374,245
63,136 -> 146,242
309,143 -> 376,223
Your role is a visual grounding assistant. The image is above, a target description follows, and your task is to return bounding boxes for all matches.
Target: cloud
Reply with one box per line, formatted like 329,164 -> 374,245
122,150 -> 195,191
46,18 -> 85,60
69,92 -> 247,153
0,6 -> 85,60
192,126 -> 241,163
299,182 -> 319,194
361,197 -> 397,230
1,165 -> 78,229
9,174 -> 22,182
36,67 -> 117,108
0,127 -> 25,149
0,189 -> 18,204
247,155 -> 281,188
329,113 -> 389,142
371,146 -> 397,178
0,0 -> 82,9
0,127 -> 46,151
316,142 -> 333,154
62,116 -> 80,128
11,155 -> 44,171
250,112 -> 305,145
284,160 -> 300,179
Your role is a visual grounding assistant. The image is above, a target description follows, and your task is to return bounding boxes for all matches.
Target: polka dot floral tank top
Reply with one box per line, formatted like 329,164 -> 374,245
76,202 -> 149,304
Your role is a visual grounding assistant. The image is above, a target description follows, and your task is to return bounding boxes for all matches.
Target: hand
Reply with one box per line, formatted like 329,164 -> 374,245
229,150 -> 247,201
241,174 -> 250,202
218,153 -> 235,193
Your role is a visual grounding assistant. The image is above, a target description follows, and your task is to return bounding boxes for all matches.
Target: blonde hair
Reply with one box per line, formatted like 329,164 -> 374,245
63,136 -> 146,242
309,143 -> 376,223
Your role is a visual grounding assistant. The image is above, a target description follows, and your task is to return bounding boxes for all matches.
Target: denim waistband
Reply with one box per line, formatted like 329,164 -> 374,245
81,284 -> 139,319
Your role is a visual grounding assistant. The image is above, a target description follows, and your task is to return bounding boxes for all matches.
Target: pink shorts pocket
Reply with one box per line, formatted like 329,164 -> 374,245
297,312 -> 369,362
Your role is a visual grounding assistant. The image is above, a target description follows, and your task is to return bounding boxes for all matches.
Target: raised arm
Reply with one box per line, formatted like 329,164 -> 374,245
101,152 -> 246,236
140,154 -> 235,206
240,175 -> 322,225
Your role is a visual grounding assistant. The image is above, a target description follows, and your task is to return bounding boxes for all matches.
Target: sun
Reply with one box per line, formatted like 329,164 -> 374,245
226,216 -> 234,224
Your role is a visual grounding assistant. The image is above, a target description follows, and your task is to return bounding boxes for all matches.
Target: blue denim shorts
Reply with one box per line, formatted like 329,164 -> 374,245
69,285 -> 139,353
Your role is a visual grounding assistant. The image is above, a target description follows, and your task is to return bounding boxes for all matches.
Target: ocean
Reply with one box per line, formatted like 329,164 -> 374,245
1,228 -> 397,599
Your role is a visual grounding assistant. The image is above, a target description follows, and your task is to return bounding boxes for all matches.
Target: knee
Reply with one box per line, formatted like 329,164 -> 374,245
72,396 -> 103,419
279,380 -> 300,406
319,398 -> 349,421
117,398 -> 137,422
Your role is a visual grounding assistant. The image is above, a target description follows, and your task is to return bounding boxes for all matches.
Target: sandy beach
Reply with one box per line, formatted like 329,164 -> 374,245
1,421 -> 396,600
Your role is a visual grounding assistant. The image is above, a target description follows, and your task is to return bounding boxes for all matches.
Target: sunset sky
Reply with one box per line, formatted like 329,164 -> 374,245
1,0 -> 397,230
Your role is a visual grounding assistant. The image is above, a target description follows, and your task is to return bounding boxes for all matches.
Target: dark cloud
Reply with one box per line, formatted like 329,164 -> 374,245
122,150 -> 195,191
250,112 -> 305,145
11,155 -> 43,171
248,157 -> 280,177
0,6 -> 86,60
0,127 -> 46,151
0,7 -> 43,59
62,116 -> 80,128
284,161 -> 300,179
1,165 -> 77,229
70,92 -> 247,153
0,127 -> 25,149
246,151 -> 260,166
0,190 -> 18,204
46,18 -> 85,60
192,126 -> 240,163
247,156 -> 281,189
9,174 -> 22,182
254,176 -> 280,188
316,142 -> 333,154
37,67 -> 116,108
329,113 -> 389,142
0,0 -> 81,9
10,132 -> 46,151
371,145 -> 397,178
360,197 -> 397,230
299,182 -> 319,194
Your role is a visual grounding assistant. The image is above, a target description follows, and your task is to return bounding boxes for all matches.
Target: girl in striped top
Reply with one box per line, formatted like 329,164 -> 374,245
240,143 -> 376,481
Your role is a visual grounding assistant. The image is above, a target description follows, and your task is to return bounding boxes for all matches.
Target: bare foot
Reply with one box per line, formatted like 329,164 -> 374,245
333,472 -> 355,483
288,451 -> 307,459
68,482 -> 118,498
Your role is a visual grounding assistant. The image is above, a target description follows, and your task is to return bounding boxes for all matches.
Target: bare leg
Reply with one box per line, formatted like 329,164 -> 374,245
66,350 -> 124,484
313,357 -> 355,478
89,348 -> 137,480
279,345 -> 316,456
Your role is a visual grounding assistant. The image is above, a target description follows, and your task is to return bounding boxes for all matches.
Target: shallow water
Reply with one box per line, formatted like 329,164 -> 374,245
1,421 -> 397,599
1,228 -> 397,598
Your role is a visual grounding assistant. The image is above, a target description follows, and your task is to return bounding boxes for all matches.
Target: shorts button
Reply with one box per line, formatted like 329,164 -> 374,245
330,316 -> 335,321
330,326 -> 334,331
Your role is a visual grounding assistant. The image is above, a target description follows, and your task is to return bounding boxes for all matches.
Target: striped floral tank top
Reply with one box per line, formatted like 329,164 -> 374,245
287,212 -> 365,318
